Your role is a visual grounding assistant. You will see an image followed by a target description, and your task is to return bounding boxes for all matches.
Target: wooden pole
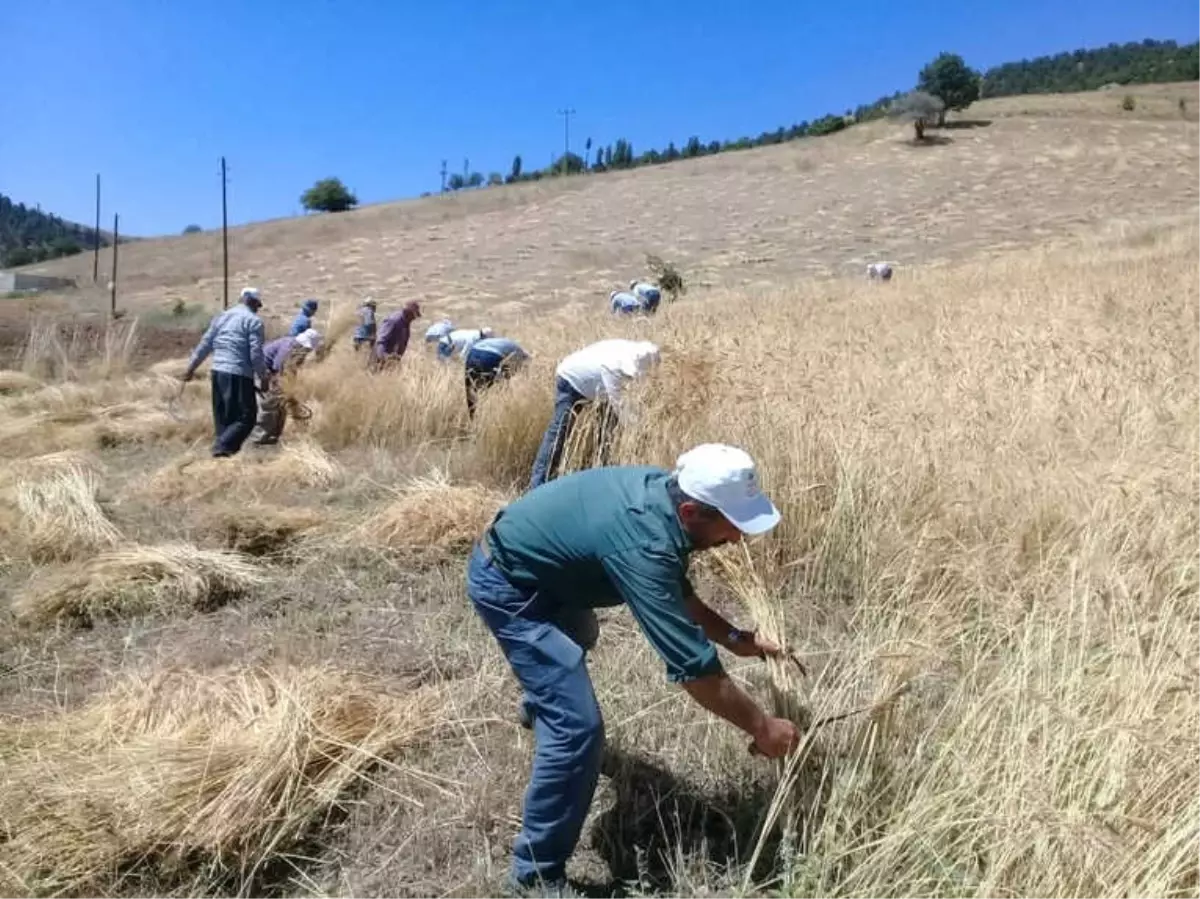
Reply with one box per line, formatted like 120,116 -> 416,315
110,214 -> 119,317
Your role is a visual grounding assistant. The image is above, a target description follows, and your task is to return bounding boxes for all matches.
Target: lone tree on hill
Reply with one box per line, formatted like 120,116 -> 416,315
917,52 -> 981,125
182,224 -> 202,234
889,91 -> 946,141
301,177 -> 358,213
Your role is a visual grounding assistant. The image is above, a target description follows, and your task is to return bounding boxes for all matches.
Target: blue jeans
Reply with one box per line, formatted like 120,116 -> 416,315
210,371 -> 258,457
528,377 -> 587,490
466,542 -> 603,886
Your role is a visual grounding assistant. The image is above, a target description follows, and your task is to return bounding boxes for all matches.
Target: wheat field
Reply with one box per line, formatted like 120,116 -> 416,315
0,86 -> 1196,897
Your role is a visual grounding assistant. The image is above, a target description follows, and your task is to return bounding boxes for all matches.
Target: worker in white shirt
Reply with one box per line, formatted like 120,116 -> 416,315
528,339 -> 661,490
438,326 -> 493,361
424,319 -> 455,345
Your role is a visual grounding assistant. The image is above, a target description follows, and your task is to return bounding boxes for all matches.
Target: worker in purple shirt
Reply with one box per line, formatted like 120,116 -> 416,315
372,301 -> 422,370
253,328 -> 322,445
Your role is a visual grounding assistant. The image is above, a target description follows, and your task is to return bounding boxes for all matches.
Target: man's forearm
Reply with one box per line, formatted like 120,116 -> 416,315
681,671 -> 767,738
684,595 -> 738,649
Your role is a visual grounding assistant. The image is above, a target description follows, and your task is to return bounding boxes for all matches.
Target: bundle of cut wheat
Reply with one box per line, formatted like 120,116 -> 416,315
9,451 -> 121,562
144,440 -> 343,503
196,502 -> 325,556
352,471 -> 509,559
0,664 -> 446,896
13,542 -> 263,626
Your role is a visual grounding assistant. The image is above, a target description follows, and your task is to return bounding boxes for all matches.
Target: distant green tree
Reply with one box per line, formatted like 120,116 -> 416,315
980,39 -> 1198,99
468,171 -> 485,188
889,90 -> 945,141
553,152 -> 586,175
300,177 -> 358,213
603,145 -> 613,167
584,137 -> 592,170
447,173 -> 466,191
808,114 -> 848,136
1121,94 -> 1136,111
509,155 -> 523,183
487,172 -> 503,186
182,224 -> 202,234
918,52 -> 981,125
594,146 -> 605,170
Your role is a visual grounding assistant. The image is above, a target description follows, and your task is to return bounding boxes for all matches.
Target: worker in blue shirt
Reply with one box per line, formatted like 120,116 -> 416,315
288,298 -> 319,337
463,336 -> 530,419
466,443 -> 800,895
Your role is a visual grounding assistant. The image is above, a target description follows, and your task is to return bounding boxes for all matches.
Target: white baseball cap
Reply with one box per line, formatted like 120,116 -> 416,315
295,328 -> 322,351
674,443 -> 781,536
240,287 -> 261,302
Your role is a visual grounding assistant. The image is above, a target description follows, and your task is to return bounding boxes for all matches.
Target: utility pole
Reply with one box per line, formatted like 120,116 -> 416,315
557,108 -> 576,171
92,174 -> 101,282
220,156 -> 229,310
440,159 -> 447,193
110,213 -> 119,317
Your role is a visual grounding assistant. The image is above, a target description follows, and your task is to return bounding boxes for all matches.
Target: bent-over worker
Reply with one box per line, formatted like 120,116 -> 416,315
437,326 -> 493,361
289,298 -> 319,336
373,301 -> 422,370
467,443 -> 799,895
253,328 -> 322,446
353,298 -> 377,352
424,318 -> 455,345
182,287 -> 268,458
528,338 -> 660,490
463,336 -> 530,419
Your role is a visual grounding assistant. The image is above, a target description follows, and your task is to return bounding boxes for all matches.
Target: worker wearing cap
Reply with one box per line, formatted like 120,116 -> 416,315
182,287 -> 268,458
253,328 -> 322,446
373,301 -> 422,370
353,298 -> 378,352
289,298 -> 319,337
528,338 -> 660,490
463,336 -> 530,419
437,326 -> 493,362
467,443 -> 800,895
424,318 -> 455,345
608,290 -> 644,316
629,279 -> 662,313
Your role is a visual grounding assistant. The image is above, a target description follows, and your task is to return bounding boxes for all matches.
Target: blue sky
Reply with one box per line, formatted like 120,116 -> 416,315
2,0 -> 1196,237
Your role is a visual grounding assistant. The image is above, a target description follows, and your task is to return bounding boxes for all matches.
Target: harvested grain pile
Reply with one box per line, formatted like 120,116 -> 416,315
0,369 -> 42,394
355,472 -> 509,557
9,451 -> 121,562
0,664 -> 445,896
145,440 -> 343,503
13,542 -> 263,626
196,502 -> 325,556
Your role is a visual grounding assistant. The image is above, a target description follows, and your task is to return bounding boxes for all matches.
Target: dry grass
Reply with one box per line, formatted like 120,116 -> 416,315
13,542 -> 265,626
144,440 -> 343,503
196,502 -> 326,556
0,87 -> 1196,897
351,471 -> 510,559
0,664 -> 446,896
0,369 -> 42,394
3,450 -> 122,562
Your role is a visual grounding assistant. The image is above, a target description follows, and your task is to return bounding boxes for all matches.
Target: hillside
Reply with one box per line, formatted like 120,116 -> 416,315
0,193 -> 115,269
10,83 -> 1197,346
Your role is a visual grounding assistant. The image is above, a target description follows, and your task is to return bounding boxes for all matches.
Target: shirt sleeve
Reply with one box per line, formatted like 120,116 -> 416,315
188,314 -> 221,370
249,319 -> 266,380
601,548 -> 721,683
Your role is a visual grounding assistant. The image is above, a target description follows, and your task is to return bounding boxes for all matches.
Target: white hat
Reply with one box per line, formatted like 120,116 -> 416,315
240,287 -> 261,302
619,341 -> 660,377
295,328 -> 322,351
481,327 -> 494,338
674,444 -> 781,536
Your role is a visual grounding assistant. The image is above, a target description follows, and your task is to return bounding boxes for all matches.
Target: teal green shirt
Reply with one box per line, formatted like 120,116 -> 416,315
486,466 -> 721,683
